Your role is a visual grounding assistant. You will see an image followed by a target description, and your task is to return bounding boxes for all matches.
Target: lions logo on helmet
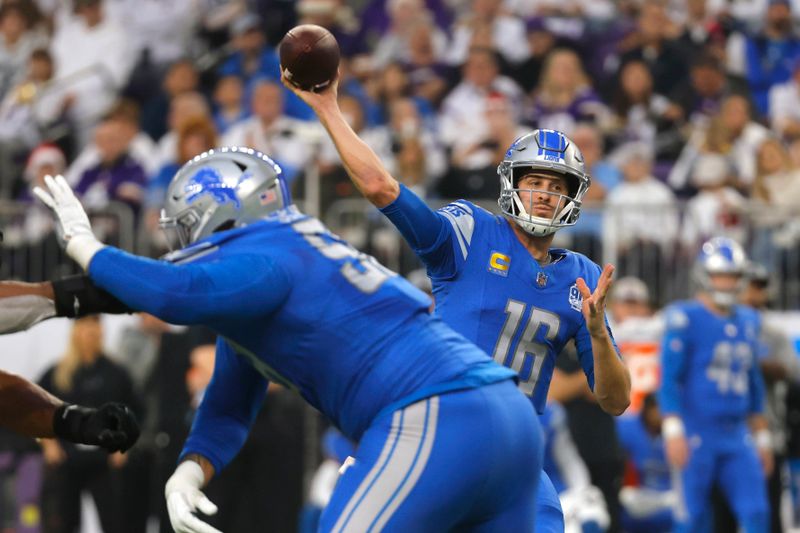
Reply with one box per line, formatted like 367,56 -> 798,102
498,129 -> 591,237
693,237 -> 748,309
159,147 -> 290,250
185,166 -> 251,209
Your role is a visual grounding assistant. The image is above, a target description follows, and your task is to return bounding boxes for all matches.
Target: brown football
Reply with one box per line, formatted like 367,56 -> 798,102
279,24 -> 340,92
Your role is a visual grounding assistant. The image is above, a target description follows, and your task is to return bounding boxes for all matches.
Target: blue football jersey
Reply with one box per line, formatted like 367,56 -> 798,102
658,300 -> 766,427
86,206 -> 514,472
381,186 -> 618,412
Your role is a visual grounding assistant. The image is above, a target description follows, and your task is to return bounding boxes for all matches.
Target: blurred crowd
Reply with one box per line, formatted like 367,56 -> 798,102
1,0 -> 800,531
0,0 -> 796,305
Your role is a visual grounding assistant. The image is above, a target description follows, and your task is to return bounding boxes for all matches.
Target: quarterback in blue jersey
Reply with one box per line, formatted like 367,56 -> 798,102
286,76 -> 631,531
658,237 -> 771,533
33,148 -> 543,533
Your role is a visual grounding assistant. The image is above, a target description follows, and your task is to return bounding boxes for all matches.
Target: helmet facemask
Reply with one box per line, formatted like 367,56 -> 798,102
497,129 -> 591,237
499,163 -> 588,237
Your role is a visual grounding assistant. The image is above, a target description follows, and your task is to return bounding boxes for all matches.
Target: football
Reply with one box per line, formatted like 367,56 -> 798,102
279,24 -> 340,92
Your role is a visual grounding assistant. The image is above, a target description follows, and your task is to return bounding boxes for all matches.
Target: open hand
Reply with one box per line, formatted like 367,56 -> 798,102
575,264 -> 615,337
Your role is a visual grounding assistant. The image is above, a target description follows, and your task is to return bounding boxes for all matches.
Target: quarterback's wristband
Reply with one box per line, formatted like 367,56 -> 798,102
662,416 -> 685,439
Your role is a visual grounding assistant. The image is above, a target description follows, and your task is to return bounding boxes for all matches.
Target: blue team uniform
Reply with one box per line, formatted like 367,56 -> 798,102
616,415 -> 673,532
658,300 -> 769,533
380,184 -> 621,532
83,206 -> 542,531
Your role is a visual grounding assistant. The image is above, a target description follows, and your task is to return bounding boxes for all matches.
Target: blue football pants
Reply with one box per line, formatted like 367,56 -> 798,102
319,380 -> 543,532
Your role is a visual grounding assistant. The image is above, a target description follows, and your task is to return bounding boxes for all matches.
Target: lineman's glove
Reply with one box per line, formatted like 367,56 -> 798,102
165,461 -> 222,533
33,174 -> 105,269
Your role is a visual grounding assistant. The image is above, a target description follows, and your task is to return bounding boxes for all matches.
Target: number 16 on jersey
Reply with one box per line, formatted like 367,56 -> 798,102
492,299 -> 561,396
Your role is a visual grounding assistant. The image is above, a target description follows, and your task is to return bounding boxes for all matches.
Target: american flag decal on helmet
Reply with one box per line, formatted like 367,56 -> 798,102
260,189 -> 277,205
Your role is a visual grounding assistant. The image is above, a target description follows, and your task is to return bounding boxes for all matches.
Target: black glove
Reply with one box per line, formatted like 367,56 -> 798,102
53,402 -> 140,453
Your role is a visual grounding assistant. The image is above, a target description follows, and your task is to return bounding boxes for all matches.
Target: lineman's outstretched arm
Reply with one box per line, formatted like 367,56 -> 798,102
33,175 -> 290,325
0,370 -> 139,451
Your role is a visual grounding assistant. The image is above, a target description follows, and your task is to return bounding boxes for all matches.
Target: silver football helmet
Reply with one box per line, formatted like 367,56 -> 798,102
498,129 -> 591,237
159,146 -> 290,250
693,237 -> 748,309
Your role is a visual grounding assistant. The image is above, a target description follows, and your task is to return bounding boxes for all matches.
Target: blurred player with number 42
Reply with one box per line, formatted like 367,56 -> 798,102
658,237 -> 771,533
32,147 -> 543,533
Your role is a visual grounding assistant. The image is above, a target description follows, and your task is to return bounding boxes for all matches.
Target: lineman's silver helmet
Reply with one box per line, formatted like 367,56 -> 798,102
498,129 -> 591,237
159,146 -> 290,249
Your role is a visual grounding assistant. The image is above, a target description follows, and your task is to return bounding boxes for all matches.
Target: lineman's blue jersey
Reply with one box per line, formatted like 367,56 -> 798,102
658,300 -> 766,428
381,185 -> 618,412
84,206 -> 514,473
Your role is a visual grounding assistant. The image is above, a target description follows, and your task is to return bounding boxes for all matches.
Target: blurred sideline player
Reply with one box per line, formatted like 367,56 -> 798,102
30,148 -> 542,532
741,262 -> 800,533
539,401 -> 610,533
659,237 -> 772,533
607,277 -> 663,415
616,393 -> 678,533
285,73 -> 631,531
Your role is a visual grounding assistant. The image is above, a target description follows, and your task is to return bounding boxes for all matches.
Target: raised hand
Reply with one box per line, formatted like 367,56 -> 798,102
575,263 -> 615,337
32,175 -> 105,269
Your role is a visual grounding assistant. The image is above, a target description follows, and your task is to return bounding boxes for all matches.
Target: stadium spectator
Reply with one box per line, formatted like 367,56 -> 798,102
212,75 -> 247,135
222,79 -> 314,179
528,47 -> 607,136
401,19 -> 451,105
768,58 -> 800,140
446,0 -> 530,66
37,315 -> 138,533
439,92 -> 528,198
370,0 -> 448,69
74,119 -> 148,216
616,1 -> 688,96
140,59 -> 200,143
0,48 -> 66,197
680,153 -> 747,254
49,0 -> 136,147
66,99 -> 159,186
670,93 -> 770,191
670,53 -> 751,129
727,0 -> 800,116
0,3 -> 47,100
608,58 -> 683,162
603,143 -> 678,281
3,143 -> 64,246
564,123 -> 622,258
511,17 -> 559,93
153,91 -> 211,171
438,47 -> 523,172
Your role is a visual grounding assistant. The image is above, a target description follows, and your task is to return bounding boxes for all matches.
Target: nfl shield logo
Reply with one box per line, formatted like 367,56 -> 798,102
536,272 -> 547,287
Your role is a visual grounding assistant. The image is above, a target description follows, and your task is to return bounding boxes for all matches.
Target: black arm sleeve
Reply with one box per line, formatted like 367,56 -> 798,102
52,275 -> 133,318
